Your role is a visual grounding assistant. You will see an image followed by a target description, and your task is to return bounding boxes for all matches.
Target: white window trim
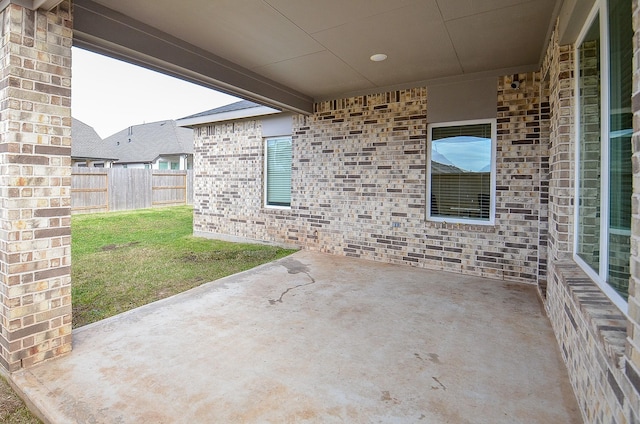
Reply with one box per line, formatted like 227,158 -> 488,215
573,0 -> 628,314
264,136 -> 292,210
426,118 -> 497,225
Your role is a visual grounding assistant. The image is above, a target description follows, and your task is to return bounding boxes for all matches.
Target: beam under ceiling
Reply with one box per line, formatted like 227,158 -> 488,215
72,0 -> 314,115
0,0 -> 63,11
33,0 -> 63,10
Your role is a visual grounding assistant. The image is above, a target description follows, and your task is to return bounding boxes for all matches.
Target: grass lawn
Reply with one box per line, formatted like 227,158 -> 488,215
72,205 -> 295,328
0,376 -> 41,424
0,206 -> 293,422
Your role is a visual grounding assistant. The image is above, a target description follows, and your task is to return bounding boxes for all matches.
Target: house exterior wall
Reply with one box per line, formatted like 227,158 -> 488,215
113,162 -> 148,169
72,159 -> 113,168
193,80 -> 547,285
0,1 -> 72,372
154,154 -> 191,170
191,5 -> 640,423
629,0 -> 640,418
540,8 -> 640,423
112,155 -> 192,170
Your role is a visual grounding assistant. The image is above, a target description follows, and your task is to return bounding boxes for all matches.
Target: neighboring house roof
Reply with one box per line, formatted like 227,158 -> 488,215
71,118 -> 118,161
104,120 -> 193,164
177,100 -> 281,127
431,161 -> 468,174
182,100 -> 261,119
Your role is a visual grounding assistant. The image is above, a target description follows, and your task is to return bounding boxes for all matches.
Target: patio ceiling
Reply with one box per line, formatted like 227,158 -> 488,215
73,0 -> 562,114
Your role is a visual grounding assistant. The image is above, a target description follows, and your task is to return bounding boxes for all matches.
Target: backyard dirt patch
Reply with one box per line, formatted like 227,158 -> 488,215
101,241 -> 140,251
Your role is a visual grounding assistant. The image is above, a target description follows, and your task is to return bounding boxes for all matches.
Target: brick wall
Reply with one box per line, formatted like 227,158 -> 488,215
542,25 -> 576,268
627,0 -> 640,418
193,81 -> 548,285
0,1 -> 72,372
540,69 -> 552,297
542,14 -> 640,422
193,120 -> 276,241
496,72 -> 549,289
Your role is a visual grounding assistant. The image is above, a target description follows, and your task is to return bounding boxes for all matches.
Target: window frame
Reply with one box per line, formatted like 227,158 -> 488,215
573,0 -> 629,313
264,136 -> 292,209
426,118 -> 497,225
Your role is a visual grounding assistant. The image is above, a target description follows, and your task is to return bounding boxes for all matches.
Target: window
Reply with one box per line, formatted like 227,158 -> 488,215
265,137 -> 292,208
158,161 -> 168,170
427,119 -> 496,224
575,0 -> 632,308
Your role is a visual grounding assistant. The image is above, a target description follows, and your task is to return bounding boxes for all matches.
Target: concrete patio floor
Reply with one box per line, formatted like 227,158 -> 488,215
11,251 -> 581,423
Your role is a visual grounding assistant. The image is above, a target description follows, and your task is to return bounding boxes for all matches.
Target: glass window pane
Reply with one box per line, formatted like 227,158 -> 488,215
266,137 -> 292,207
430,123 -> 492,221
576,15 -> 602,273
607,0 -> 632,298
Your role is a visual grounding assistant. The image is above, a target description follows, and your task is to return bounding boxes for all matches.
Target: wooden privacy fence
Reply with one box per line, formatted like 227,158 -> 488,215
71,168 -> 194,214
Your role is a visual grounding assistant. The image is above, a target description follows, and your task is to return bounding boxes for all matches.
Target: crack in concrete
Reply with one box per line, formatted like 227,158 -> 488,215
269,259 -> 316,305
269,278 -> 315,305
432,376 -> 447,391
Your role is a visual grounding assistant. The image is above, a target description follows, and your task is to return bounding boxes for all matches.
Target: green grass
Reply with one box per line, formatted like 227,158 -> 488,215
72,206 -> 295,328
0,376 -> 41,424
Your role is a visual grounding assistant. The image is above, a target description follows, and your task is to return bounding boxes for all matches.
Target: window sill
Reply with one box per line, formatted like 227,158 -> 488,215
553,262 -> 627,369
424,220 -> 497,233
262,206 -> 292,214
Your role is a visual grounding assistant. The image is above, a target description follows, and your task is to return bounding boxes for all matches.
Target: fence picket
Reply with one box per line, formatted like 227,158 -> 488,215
71,169 -> 193,214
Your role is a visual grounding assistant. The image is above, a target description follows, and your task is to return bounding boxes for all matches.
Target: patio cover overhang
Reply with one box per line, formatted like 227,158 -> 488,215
69,0 -> 586,115
0,0 -> 63,11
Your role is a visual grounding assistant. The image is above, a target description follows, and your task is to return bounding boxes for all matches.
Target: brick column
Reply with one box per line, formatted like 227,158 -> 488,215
547,42 -> 575,265
0,1 -> 72,372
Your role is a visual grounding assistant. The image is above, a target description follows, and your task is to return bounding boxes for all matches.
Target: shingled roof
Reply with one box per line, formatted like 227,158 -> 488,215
431,161 -> 468,174
104,120 -> 193,164
180,100 -> 262,120
71,118 -> 118,161
177,100 -> 281,127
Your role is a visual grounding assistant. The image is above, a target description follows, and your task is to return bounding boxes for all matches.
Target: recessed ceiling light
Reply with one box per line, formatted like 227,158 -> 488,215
370,53 -> 387,62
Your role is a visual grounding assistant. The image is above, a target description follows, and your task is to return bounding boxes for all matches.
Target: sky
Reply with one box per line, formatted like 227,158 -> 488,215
72,48 -> 493,171
71,47 -> 240,138
432,136 -> 492,172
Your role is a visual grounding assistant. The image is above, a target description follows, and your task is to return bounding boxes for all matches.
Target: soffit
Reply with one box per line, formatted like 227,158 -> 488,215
84,0 -> 560,103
